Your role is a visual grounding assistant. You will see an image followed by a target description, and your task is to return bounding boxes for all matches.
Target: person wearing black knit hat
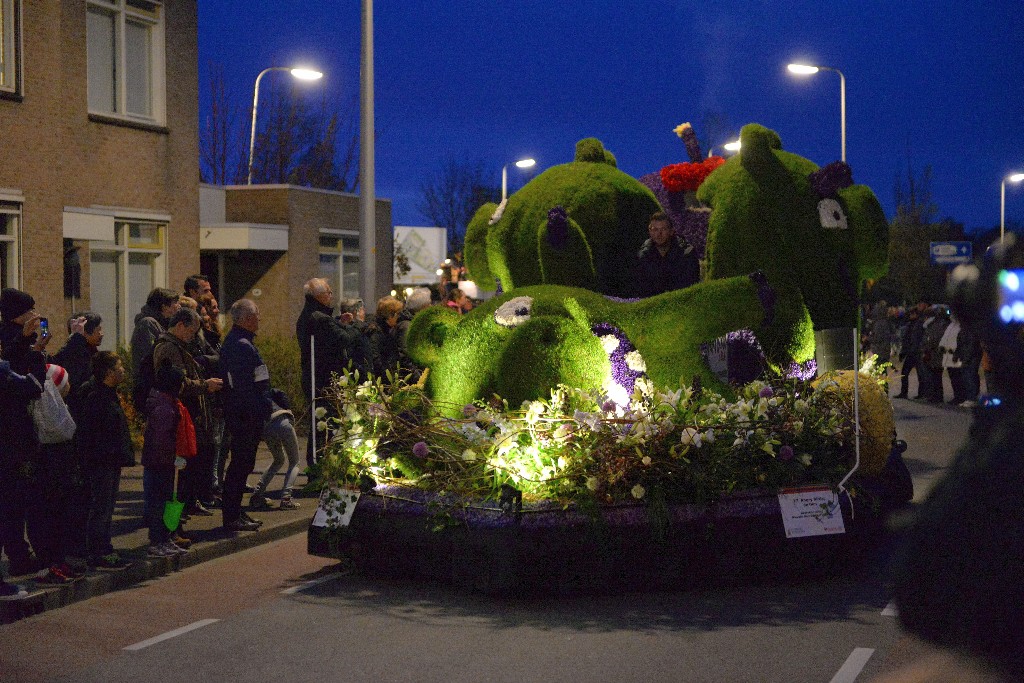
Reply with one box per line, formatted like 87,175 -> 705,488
0,288 -> 51,371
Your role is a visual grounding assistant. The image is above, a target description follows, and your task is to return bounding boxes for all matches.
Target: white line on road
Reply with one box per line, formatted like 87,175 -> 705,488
280,573 -> 343,595
830,648 -> 875,683
124,619 -> 220,651
881,601 -> 898,617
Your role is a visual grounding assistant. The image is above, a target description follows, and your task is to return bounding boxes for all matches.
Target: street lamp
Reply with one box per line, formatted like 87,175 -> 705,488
707,140 -> 740,157
1000,172 -> 1024,245
787,62 -> 846,163
247,66 -> 324,185
489,158 -> 536,224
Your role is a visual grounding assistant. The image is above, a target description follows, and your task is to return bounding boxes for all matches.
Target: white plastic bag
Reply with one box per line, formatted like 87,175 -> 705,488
31,378 -> 76,444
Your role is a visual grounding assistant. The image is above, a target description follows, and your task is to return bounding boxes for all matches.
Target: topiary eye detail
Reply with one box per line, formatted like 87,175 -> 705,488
817,198 -> 849,230
494,296 -> 533,328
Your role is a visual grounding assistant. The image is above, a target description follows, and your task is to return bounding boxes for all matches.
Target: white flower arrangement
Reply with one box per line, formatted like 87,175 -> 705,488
600,334 -> 620,354
624,350 -> 647,372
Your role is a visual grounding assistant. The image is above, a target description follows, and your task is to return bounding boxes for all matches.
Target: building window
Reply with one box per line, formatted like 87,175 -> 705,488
86,0 -> 165,122
89,219 -> 166,350
0,0 -> 21,95
320,233 -> 360,301
0,204 -> 21,288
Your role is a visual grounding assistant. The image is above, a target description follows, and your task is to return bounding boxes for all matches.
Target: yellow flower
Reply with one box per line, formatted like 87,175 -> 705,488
673,122 -> 692,138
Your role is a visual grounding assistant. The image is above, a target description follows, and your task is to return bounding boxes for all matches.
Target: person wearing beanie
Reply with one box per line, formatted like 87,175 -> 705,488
0,287 -> 51,372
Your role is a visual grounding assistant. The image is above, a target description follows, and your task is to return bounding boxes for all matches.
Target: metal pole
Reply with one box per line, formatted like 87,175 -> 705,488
359,0 -> 377,307
247,67 -> 286,185
501,164 -> 508,203
837,68 -> 846,164
1001,180 -> 1006,247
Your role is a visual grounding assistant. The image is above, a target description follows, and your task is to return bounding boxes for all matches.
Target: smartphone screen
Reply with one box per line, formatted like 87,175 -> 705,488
39,317 -> 50,337
997,269 -> 1024,323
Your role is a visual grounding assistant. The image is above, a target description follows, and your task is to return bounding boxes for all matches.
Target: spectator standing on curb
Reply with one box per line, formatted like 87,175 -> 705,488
70,351 -> 134,569
0,344 -> 45,599
896,301 -> 928,399
183,274 -> 212,302
337,298 -> 373,378
51,311 -> 102,401
919,305 -> 949,403
250,390 -> 301,510
130,287 -> 180,383
198,294 -> 227,498
297,278 -> 335,469
940,313 -> 963,404
152,308 -> 223,519
220,299 -> 272,532
141,364 -> 190,558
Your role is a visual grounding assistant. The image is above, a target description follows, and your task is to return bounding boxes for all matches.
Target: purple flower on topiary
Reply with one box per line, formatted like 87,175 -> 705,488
412,441 -> 429,458
785,359 -> 817,381
546,206 -> 569,249
808,161 -> 853,199
758,386 -> 774,398
779,445 -> 795,461
592,322 -> 645,399
462,404 -> 478,418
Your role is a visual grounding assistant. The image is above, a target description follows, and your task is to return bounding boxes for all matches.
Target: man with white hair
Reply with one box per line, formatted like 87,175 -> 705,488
219,299 -> 272,532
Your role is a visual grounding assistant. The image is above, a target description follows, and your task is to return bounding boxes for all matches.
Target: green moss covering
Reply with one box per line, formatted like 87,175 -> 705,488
468,138 -> 659,298
407,280 -> 772,416
464,202 -> 498,290
537,214 -> 597,289
697,123 -> 889,365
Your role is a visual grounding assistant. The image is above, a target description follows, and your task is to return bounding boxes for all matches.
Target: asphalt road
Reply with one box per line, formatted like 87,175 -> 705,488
0,373 -> 988,683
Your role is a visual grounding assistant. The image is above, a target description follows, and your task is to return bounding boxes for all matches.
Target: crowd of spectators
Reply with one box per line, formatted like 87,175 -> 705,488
0,273 -> 456,599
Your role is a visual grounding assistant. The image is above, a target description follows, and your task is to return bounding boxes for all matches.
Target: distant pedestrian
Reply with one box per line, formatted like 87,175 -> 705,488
896,301 -> 928,399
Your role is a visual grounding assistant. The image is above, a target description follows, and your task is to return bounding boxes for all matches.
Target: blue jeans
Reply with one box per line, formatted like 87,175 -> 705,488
143,467 -> 174,545
85,465 -> 121,558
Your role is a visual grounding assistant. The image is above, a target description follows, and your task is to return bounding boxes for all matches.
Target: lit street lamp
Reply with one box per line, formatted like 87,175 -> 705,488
787,62 -> 846,163
490,158 -> 536,224
247,67 -> 324,185
1001,172 -> 1024,245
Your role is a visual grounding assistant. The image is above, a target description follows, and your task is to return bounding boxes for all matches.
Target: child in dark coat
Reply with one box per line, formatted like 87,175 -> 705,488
142,364 -> 194,558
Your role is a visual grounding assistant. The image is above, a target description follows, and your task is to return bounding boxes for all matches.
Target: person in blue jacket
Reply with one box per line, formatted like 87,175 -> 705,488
219,299 -> 273,532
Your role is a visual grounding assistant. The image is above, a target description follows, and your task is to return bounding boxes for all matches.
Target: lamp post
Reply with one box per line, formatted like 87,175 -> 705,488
247,66 -> 324,185
787,63 -> 846,163
1000,172 -> 1024,246
489,158 -> 536,224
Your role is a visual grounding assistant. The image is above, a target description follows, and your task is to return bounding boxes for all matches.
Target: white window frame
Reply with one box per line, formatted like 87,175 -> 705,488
0,199 -> 22,289
86,0 -> 166,124
0,0 -> 22,95
320,229 -> 360,301
90,217 -> 167,348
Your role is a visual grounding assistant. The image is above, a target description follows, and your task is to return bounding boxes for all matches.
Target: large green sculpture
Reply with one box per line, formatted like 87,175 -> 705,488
464,138 -> 659,297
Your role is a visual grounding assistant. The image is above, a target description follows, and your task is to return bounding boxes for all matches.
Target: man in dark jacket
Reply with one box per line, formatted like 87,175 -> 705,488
153,308 -> 223,516
220,299 -> 273,532
0,356 -> 45,598
52,311 -> 102,400
896,301 -> 928,399
636,212 -> 700,298
70,351 -> 134,569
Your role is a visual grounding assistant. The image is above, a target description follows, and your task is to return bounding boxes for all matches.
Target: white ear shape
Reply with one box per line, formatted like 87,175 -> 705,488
494,296 -> 533,328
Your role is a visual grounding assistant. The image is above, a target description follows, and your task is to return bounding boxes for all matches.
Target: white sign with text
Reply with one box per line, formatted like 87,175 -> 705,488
778,486 -> 846,538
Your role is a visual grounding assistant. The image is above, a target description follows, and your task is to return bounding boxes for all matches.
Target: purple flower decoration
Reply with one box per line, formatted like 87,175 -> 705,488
412,441 -> 429,459
592,322 -> 644,397
367,403 -> 387,418
546,206 -> 569,249
462,404 -> 478,418
758,386 -> 774,398
779,445 -> 795,461
784,360 -> 817,381
808,161 -> 853,199
601,400 -> 616,413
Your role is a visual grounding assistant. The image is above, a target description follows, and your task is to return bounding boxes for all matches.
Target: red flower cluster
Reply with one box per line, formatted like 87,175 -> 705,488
659,156 -> 725,193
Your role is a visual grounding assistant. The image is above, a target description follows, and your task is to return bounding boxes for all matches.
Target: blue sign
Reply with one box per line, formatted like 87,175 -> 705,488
930,241 -> 973,265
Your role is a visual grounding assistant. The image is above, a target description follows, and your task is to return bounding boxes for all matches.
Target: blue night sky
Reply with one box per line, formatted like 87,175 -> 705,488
198,1 -> 1024,235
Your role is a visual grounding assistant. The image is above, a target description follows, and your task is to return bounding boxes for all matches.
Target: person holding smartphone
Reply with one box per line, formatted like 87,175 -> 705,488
0,288 -> 53,370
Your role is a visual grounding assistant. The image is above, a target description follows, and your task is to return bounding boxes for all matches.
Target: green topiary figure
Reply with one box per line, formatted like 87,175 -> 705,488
406,278 -> 773,417
464,138 -> 660,297
697,123 -> 889,367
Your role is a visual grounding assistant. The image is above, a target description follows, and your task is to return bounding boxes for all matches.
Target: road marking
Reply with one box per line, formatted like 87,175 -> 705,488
280,573 -> 343,595
881,601 -> 898,617
829,648 -> 875,683
124,619 -> 219,651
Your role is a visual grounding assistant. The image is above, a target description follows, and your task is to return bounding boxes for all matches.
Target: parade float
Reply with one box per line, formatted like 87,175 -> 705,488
308,123 -> 912,596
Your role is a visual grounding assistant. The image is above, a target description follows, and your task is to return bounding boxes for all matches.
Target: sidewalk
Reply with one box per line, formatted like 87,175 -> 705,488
1,441 -> 317,624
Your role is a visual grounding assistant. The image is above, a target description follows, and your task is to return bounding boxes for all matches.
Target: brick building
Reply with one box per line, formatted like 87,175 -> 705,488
0,0 -> 199,350
199,183 -> 393,340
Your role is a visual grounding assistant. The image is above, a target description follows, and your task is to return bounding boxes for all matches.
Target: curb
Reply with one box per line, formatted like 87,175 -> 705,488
0,515 -> 312,625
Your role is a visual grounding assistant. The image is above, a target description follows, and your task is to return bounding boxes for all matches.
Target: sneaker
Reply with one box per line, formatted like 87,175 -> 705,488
34,567 -> 72,585
240,511 -> 264,526
170,534 -> 192,549
147,543 -> 176,558
279,497 -> 300,510
167,541 -> 189,555
62,560 -> 89,579
92,553 -> 132,570
248,495 -> 272,511
223,518 -> 260,532
0,582 -> 36,600
201,497 -> 222,509
185,502 -> 214,517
